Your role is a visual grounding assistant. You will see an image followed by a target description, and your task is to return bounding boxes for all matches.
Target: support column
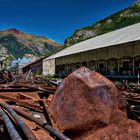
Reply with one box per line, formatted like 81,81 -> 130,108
87,61 -> 89,68
106,60 -> 108,75
133,58 -> 135,75
96,61 -> 98,71
66,64 -> 69,75
59,65 -> 62,78
117,59 -> 120,75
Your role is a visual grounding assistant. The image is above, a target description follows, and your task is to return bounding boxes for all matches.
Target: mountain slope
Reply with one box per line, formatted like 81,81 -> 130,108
64,0 -> 140,46
0,28 -> 62,68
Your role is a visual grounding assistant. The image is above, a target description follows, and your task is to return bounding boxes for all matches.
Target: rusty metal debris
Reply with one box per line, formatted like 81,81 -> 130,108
0,101 -> 37,140
0,70 -> 70,140
13,106 -> 71,140
0,107 -> 22,140
1,67 -> 140,139
41,98 -> 52,126
0,94 -> 42,112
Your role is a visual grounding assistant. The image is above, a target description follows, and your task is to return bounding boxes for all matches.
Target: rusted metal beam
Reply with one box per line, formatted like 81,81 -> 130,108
13,106 -> 71,140
0,103 -> 37,140
126,98 -> 140,105
25,85 -> 55,94
39,98 -> 53,138
131,110 -> 140,116
41,99 -> 52,126
0,107 -> 22,140
37,84 -> 57,91
10,82 -> 56,94
17,92 -> 38,100
127,105 -> 140,123
34,77 -> 57,87
9,81 -> 56,93
48,79 -> 61,87
0,88 -> 37,92
14,83 -> 56,94
0,94 -> 42,112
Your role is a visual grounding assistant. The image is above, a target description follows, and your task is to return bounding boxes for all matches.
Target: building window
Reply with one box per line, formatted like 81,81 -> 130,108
120,57 -> 133,76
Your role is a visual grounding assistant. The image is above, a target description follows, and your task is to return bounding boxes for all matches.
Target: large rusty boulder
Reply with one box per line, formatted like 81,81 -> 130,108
48,67 -> 140,140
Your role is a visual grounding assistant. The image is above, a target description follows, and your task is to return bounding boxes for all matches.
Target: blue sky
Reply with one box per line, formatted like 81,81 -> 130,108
0,0 -> 136,43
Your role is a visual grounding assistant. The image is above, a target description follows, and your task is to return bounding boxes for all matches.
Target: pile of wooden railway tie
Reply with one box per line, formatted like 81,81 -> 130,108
0,72 -> 70,140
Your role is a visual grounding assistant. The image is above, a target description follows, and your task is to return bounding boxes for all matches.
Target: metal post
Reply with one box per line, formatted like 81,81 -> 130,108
138,70 -> 139,88
118,59 -> 120,75
96,61 -> 98,71
66,64 -> 69,75
133,58 -> 135,75
41,99 -> 52,126
106,60 -> 108,75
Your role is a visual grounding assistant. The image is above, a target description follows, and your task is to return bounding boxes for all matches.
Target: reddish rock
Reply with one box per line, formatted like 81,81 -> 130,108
48,67 -> 140,140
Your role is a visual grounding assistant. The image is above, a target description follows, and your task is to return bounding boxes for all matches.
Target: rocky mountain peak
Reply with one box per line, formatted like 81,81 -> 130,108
0,28 -> 63,69
7,28 -> 22,34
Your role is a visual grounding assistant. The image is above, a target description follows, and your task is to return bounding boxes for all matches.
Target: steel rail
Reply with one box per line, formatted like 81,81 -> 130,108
0,103 -> 37,140
0,107 -> 22,140
13,106 -> 71,140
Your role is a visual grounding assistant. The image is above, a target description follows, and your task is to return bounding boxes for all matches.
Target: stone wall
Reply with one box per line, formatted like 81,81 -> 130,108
43,59 -> 55,76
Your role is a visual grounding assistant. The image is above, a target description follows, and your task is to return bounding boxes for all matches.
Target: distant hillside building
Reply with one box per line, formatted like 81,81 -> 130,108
43,23 -> 140,79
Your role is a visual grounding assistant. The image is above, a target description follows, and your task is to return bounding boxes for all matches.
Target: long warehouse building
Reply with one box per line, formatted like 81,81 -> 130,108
43,23 -> 140,78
